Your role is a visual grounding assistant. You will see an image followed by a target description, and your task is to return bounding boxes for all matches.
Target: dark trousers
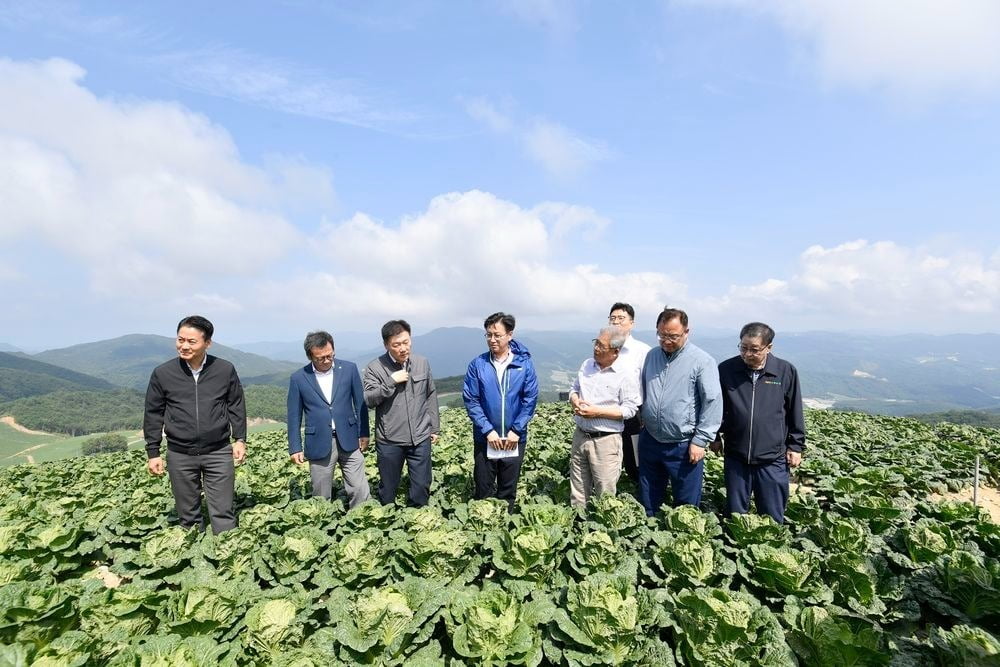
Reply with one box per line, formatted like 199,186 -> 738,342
724,455 -> 790,524
376,440 -> 432,506
637,429 -> 704,516
621,416 -> 641,483
473,440 -> 526,513
166,445 -> 236,534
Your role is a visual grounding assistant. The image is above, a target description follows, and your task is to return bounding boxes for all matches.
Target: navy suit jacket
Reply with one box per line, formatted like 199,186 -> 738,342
287,360 -> 370,460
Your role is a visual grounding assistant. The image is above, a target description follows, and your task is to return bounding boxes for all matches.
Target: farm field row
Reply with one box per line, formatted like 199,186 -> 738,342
0,405 -> 998,664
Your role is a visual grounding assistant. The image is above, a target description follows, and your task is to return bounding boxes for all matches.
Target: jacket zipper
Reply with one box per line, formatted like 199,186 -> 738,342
747,371 -> 757,464
193,371 -> 201,446
499,364 -> 509,436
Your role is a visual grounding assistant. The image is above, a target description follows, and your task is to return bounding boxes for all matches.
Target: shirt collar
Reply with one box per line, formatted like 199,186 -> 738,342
312,364 -> 333,376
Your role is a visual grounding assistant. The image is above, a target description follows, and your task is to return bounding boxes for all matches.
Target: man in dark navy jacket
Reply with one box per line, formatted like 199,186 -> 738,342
712,322 -> 805,524
287,330 -> 371,508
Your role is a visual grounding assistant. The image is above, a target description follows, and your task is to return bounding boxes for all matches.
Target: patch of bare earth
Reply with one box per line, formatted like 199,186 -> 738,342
0,416 -> 52,435
87,565 -> 122,588
931,486 -> 1000,523
248,418 -> 280,427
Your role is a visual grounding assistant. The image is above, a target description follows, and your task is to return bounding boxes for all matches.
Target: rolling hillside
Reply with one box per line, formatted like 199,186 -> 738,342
0,351 -> 116,402
33,334 -> 299,390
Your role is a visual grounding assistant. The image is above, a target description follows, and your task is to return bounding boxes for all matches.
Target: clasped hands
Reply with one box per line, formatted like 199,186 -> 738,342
486,430 -> 519,451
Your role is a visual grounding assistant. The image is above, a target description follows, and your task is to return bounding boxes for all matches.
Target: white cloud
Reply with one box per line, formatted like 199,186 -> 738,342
259,190 -> 684,327
532,202 -> 611,242
0,57 -> 302,297
155,46 -> 418,131
461,96 -> 514,133
687,0 -> 1000,99
462,97 -> 611,178
524,120 -> 612,179
702,240 -> 1000,331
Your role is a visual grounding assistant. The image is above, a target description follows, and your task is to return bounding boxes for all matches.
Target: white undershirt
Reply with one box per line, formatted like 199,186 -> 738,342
187,358 -> 206,383
491,349 -> 513,384
313,364 -> 336,431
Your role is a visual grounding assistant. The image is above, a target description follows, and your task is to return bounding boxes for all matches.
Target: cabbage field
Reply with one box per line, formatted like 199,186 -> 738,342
1,404 -> 999,665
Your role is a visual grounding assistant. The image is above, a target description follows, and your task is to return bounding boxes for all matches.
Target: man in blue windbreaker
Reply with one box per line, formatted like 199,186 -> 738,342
463,312 -> 539,512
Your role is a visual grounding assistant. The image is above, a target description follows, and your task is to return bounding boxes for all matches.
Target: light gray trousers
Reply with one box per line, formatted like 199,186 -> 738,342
309,435 -> 371,508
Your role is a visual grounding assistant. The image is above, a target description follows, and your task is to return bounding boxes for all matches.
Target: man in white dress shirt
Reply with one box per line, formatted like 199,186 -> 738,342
568,326 -> 641,506
608,302 -> 652,484
287,330 -> 371,507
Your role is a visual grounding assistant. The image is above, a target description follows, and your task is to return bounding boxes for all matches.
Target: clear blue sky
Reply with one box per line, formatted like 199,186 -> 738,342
2,1 -> 999,348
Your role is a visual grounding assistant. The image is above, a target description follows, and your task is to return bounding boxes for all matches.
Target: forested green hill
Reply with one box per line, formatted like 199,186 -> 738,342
0,351 -> 115,402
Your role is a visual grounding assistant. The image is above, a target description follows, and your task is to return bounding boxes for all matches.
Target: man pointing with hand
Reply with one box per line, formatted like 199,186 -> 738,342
364,320 -> 440,507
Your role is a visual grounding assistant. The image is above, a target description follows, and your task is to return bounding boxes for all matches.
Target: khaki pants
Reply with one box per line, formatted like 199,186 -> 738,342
569,428 -> 622,507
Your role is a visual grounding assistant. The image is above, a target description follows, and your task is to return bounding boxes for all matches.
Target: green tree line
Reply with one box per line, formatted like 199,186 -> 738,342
0,385 -> 290,436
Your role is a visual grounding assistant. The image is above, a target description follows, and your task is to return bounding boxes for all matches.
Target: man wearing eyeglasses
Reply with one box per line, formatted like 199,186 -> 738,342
638,307 -> 722,515
568,326 -> 641,506
711,322 -> 805,524
462,312 -> 539,512
607,302 -> 652,484
287,330 -> 371,508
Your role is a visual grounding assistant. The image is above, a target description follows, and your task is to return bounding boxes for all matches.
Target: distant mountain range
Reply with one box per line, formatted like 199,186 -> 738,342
5,330 -> 1000,417
275,327 -> 1000,416
31,334 -> 300,391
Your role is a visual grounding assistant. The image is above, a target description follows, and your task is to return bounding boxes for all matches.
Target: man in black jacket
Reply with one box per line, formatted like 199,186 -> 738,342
712,322 -> 805,524
143,315 -> 247,533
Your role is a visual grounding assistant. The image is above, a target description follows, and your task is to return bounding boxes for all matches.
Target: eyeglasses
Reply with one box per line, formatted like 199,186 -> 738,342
592,339 -> 615,352
312,354 -> 334,363
608,315 -> 630,324
484,332 -> 509,340
656,332 -> 685,342
738,344 -> 769,355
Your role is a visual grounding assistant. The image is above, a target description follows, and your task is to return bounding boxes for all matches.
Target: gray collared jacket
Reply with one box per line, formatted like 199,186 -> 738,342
363,352 -> 440,446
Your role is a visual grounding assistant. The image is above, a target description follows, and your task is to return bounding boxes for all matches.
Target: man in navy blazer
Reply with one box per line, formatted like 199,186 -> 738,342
287,330 -> 371,507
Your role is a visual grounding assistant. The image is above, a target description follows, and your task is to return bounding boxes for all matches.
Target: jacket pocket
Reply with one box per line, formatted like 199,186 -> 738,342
304,426 -> 316,435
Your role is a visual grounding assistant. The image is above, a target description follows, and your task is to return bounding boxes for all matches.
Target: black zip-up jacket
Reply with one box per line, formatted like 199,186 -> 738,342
143,355 -> 247,458
717,353 -> 805,465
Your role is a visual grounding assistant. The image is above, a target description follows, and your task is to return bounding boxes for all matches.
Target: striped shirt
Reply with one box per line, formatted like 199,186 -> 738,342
570,357 -> 641,433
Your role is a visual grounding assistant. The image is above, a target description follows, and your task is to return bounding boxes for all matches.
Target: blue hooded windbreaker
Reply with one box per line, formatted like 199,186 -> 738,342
462,339 -> 539,443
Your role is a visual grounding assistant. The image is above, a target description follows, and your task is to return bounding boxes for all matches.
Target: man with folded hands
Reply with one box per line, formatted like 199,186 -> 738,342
568,326 -> 641,506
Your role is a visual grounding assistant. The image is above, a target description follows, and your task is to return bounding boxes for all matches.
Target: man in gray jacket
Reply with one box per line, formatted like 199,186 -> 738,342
363,320 -> 440,506
638,307 -> 722,515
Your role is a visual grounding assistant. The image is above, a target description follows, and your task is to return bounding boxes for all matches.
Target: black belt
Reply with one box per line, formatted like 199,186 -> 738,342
578,427 -> 616,438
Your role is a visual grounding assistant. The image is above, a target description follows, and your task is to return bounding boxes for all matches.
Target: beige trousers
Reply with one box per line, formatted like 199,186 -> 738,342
569,427 -> 622,507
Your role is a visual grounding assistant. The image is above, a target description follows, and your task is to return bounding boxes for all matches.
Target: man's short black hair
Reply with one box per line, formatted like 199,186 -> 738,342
740,322 -> 775,345
177,315 -> 214,341
484,312 -> 516,333
303,330 -> 334,358
655,307 -> 688,328
381,319 -> 411,343
609,302 -> 635,320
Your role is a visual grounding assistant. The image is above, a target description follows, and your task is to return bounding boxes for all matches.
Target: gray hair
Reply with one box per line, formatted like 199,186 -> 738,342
303,330 -> 334,358
599,326 -> 627,350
